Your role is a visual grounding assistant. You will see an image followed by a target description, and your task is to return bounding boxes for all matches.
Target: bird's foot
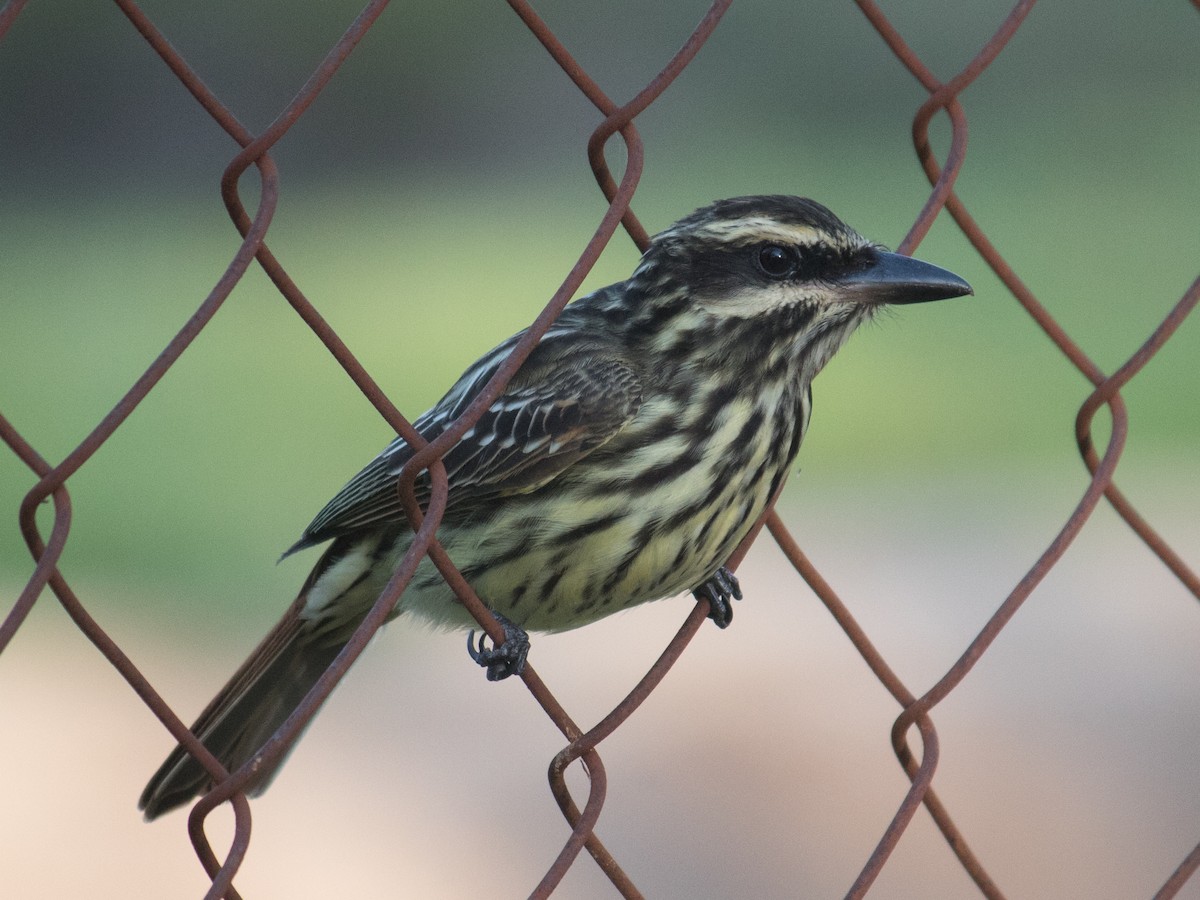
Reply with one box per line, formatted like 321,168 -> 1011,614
693,566 -> 743,629
467,612 -> 530,681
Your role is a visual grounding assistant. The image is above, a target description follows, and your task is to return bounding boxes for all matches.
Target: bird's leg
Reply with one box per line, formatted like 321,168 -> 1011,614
693,565 -> 743,629
467,611 -> 530,681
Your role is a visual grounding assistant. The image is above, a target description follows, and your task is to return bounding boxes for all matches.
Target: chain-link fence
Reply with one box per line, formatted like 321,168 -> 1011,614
2,1 -> 1198,898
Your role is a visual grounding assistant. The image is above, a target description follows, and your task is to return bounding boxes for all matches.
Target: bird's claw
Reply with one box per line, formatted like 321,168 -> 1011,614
693,566 -> 742,629
466,612 -> 530,681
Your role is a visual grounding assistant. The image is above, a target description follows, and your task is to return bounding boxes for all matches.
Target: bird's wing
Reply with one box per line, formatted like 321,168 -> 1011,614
287,349 -> 642,553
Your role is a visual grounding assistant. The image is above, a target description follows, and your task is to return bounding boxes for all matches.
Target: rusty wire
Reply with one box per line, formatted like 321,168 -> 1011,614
2,0 -> 1198,897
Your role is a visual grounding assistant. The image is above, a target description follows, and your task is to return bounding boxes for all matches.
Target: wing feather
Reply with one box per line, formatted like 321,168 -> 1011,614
285,339 -> 641,555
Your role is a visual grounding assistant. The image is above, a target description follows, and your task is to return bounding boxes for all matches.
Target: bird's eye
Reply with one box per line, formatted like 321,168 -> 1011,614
756,244 -> 796,279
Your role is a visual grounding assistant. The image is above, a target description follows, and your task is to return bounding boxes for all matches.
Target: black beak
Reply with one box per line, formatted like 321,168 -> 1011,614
839,250 -> 972,305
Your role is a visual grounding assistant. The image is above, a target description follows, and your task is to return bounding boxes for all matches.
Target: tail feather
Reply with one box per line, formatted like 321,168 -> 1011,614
138,596 -> 341,821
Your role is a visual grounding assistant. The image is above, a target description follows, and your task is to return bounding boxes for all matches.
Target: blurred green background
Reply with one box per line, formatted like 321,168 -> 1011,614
2,2 -> 1198,898
2,0 -> 1196,618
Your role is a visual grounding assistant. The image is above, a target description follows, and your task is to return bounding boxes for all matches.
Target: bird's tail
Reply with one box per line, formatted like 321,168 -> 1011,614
138,593 -> 343,821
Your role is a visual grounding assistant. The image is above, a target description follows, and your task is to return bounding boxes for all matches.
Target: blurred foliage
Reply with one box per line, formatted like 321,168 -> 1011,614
2,1 -> 1197,621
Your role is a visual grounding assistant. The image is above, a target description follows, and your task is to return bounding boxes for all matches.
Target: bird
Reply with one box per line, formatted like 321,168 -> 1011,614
139,195 -> 971,820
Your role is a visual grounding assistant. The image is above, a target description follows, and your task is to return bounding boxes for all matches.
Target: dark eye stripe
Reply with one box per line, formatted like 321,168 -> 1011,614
793,242 -> 861,281
754,241 -> 851,282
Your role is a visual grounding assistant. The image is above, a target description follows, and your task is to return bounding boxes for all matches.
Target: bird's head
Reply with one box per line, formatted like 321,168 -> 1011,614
639,195 -> 970,315
625,195 -> 971,374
